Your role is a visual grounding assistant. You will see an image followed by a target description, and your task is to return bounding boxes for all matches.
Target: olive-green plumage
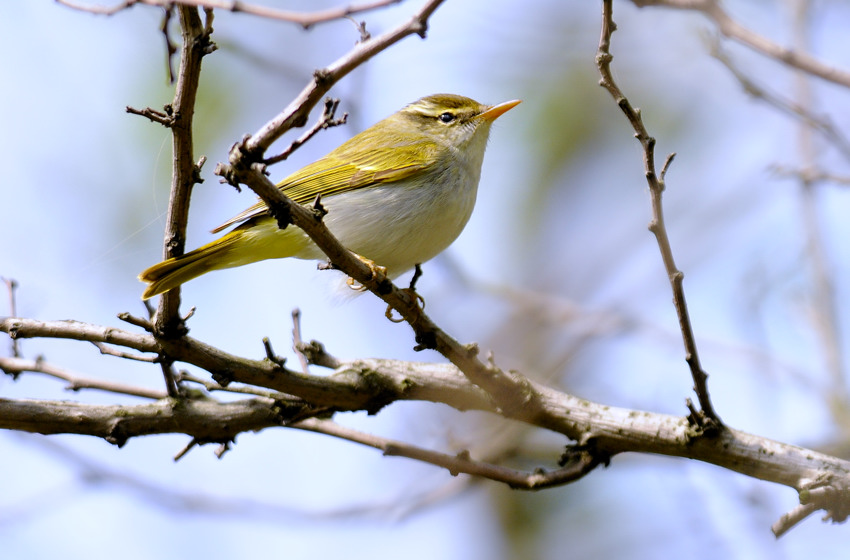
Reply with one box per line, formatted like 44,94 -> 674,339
139,94 -> 520,300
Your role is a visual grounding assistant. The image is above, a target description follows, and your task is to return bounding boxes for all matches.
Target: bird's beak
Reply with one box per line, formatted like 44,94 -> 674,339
479,99 -> 521,121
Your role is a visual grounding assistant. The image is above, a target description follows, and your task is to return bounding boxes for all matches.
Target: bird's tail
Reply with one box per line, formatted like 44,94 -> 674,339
139,231 -> 245,300
139,217 -> 314,299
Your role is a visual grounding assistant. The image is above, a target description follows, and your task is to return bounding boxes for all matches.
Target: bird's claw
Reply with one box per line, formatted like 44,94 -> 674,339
346,254 -> 387,291
385,288 -> 426,323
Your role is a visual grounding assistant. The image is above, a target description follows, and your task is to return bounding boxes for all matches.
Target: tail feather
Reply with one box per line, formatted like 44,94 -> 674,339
139,217 -> 317,300
139,231 -> 244,300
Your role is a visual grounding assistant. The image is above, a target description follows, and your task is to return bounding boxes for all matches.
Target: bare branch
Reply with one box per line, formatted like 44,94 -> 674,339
0,356 -> 166,400
0,396 -> 282,447
631,0 -> 850,89
177,371 -> 291,399
290,308 -> 311,373
117,311 -> 154,332
57,0 -> 404,29
261,336 -> 286,368
153,6 -> 213,340
126,104 -> 174,126
772,474 -> 850,536
92,341 -> 159,363
3,316 -> 850,505
772,502 -> 819,538
294,418 -> 603,490
2,318 -> 159,354
160,5 -> 178,83
596,0 -> 720,425
2,277 -> 21,357
263,97 -> 348,166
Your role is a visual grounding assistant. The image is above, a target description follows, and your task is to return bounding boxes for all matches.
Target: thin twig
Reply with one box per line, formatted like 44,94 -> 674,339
291,309 -> 311,373
772,503 -> 818,538
117,311 -> 153,332
159,360 -> 181,397
345,15 -> 372,43
263,98 -> 348,166
0,356 -> 166,399
293,418 -> 601,490
596,0 -> 720,425
92,342 -> 159,363
291,309 -> 341,370
173,438 -> 198,461
126,105 -> 174,126
57,0 -> 403,29
178,371 -> 281,398
261,337 -> 287,368
160,5 -> 178,84
2,277 -> 21,357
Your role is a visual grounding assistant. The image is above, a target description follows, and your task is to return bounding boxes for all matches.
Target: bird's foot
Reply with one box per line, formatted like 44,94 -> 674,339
385,287 -> 425,323
385,264 -> 426,323
346,254 -> 387,292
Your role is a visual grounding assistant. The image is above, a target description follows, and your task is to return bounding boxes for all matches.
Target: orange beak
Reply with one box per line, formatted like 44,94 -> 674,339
479,99 -> 521,121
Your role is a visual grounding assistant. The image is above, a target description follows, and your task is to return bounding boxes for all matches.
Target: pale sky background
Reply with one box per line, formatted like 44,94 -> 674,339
2,0 -> 850,558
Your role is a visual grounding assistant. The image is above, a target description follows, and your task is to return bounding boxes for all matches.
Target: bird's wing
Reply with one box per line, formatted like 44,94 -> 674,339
211,136 -> 439,234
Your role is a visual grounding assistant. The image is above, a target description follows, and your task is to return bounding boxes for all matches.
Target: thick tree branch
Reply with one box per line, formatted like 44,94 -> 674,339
0,396 -> 283,446
4,316 -> 850,504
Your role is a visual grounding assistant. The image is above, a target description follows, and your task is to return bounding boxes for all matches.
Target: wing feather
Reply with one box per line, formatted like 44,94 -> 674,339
211,131 -> 439,234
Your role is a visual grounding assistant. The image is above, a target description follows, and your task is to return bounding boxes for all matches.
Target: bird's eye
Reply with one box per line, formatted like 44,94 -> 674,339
438,112 -> 455,123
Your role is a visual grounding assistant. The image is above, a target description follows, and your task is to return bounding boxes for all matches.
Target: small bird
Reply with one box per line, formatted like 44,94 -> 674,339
139,93 -> 520,300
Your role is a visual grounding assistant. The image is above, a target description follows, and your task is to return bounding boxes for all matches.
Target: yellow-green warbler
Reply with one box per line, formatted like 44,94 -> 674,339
139,93 -> 520,299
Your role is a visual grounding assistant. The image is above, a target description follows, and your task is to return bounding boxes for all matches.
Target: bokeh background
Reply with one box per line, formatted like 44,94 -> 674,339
2,0 -> 850,558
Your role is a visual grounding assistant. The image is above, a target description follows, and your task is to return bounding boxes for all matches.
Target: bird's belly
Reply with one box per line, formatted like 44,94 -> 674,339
308,175 -> 478,278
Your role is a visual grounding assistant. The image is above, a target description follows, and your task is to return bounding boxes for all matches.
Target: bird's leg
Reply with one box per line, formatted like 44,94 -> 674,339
385,264 -> 426,323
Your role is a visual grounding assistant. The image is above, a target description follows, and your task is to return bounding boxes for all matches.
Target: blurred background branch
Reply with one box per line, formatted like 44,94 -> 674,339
58,0 -> 404,28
